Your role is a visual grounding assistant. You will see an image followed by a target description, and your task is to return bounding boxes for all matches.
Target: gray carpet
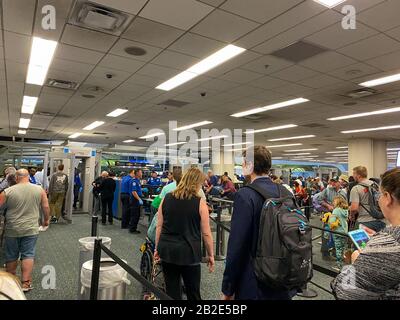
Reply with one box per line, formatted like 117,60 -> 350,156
1,213 -> 334,300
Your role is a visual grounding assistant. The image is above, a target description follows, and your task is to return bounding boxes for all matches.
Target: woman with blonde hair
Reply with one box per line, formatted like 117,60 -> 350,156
155,167 -> 214,300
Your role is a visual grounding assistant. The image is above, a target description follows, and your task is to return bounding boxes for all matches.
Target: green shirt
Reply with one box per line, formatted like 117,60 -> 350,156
329,207 -> 349,234
4,183 -> 43,237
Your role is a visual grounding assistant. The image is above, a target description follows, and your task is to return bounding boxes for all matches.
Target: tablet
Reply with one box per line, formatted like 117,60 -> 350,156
348,229 -> 370,250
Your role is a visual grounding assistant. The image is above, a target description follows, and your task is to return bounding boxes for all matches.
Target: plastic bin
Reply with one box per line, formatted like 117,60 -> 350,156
80,258 -> 130,300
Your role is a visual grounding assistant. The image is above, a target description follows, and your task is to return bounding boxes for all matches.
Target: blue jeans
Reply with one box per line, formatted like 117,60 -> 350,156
4,235 -> 38,263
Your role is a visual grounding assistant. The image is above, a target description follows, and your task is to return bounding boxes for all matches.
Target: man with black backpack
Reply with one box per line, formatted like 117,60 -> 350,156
222,146 -> 312,300
350,166 -> 386,232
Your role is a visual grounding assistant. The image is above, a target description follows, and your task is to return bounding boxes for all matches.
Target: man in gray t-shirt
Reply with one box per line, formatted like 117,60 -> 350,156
48,164 -> 69,222
0,169 -> 50,292
350,166 -> 386,232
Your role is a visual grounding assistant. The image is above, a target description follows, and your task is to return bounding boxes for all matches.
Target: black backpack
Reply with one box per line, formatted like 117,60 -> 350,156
357,182 -> 384,220
246,183 -> 313,291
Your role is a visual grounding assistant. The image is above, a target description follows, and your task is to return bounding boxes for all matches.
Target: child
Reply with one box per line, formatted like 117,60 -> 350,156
328,196 -> 349,271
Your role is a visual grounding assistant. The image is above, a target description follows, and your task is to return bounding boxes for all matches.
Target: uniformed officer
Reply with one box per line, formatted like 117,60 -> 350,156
129,169 -> 143,234
120,169 -> 135,229
147,171 -> 161,187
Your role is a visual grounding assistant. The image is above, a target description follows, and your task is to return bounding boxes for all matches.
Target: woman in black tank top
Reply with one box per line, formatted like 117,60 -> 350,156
155,168 -> 214,300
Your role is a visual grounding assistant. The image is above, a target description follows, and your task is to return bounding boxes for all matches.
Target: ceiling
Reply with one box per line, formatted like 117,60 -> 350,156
1,0 -> 400,164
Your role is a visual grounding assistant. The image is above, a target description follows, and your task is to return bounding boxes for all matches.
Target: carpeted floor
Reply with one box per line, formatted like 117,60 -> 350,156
0,213 -> 334,300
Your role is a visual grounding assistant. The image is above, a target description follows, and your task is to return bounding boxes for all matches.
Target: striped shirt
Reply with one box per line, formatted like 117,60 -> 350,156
332,226 -> 400,300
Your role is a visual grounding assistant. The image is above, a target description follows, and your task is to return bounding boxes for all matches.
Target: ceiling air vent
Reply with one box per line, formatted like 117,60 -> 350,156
301,123 -> 327,128
345,88 -> 379,99
117,121 -> 136,126
157,100 -> 190,108
46,78 -> 79,90
271,41 -> 328,63
69,0 -> 134,36
93,132 -> 107,135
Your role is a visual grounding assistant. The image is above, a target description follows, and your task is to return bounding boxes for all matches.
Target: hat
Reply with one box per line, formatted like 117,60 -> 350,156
339,175 -> 349,183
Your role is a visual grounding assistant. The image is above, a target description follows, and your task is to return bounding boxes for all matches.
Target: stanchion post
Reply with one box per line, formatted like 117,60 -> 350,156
89,238 -> 102,300
91,215 -> 98,237
215,207 -> 225,261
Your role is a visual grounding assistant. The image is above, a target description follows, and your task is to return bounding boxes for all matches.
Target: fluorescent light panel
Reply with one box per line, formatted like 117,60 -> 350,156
267,143 -> 302,148
268,135 -> 315,142
245,124 -> 298,134
326,151 -> 348,154
174,121 -> 213,131
18,130 -> 26,135
223,142 -> 252,147
69,133 -> 82,139
156,45 -> 246,91
197,135 -> 228,142
21,96 -> 38,114
123,139 -> 135,143
328,107 -> 400,121
26,37 -> 58,85
284,153 -> 311,156
165,142 -> 186,147
83,121 -> 105,131
313,0 -> 346,8
284,148 -> 318,152
342,125 -> 400,134
360,72 -> 400,87
107,108 -> 128,117
140,132 -> 165,139
19,118 -> 30,129
231,98 -> 309,118
336,146 -> 348,149
387,148 -> 400,151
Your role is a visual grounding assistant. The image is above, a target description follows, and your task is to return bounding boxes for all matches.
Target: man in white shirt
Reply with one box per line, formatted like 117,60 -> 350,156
34,167 -> 44,187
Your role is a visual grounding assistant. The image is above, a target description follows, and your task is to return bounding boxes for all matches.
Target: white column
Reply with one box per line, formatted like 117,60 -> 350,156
348,139 -> 387,178
211,151 -> 235,177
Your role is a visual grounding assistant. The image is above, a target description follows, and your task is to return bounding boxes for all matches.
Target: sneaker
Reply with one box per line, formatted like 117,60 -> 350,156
22,280 -> 33,292
331,265 -> 341,272
38,226 -> 49,232
50,217 -> 58,224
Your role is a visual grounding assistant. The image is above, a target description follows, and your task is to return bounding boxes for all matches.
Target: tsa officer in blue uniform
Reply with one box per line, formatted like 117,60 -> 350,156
120,169 -> 135,229
147,171 -> 161,187
129,169 -> 143,234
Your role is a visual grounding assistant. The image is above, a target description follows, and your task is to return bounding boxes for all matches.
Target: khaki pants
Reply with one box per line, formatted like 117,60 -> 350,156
49,192 -> 65,219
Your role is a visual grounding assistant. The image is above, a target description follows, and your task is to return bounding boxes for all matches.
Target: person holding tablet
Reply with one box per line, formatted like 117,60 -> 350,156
332,168 -> 400,300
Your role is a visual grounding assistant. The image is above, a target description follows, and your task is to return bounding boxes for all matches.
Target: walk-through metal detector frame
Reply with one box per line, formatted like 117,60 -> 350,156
44,151 -> 75,222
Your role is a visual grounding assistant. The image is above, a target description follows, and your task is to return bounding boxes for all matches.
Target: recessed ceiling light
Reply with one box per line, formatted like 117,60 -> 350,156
140,132 -> 165,139
83,121 -> 105,131
268,135 -> 315,142
284,148 -> 318,152
18,130 -> 26,135
26,37 -> 58,85
313,0 -> 347,8
245,124 -> 298,134
359,72 -> 400,87
327,106 -> 400,121
107,108 -> 128,117
174,121 -> 213,131
342,125 -> 400,134
69,133 -> 82,139
21,96 -> 38,114
165,142 -> 186,147
156,45 -> 246,91
19,118 -> 31,129
124,46 -> 147,56
231,98 -> 309,118
267,143 -> 303,148
197,135 -> 228,142
123,139 -> 135,143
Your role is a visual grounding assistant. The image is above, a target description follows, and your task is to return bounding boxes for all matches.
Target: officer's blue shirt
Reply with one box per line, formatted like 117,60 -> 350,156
222,176 -> 296,300
130,178 -> 143,198
147,177 -> 161,186
120,175 -> 132,194
209,175 -> 219,186
29,175 -> 37,184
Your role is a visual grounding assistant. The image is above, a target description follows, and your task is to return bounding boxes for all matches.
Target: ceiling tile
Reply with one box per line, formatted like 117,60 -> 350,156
99,54 -> 145,73
329,62 -> 382,80
221,0 -> 304,24
270,65 -> 319,82
168,33 -> 226,58
191,9 -> 260,42
89,66 -> 132,83
358,0 -> 400,31
122,17 -> 185,48
61,24 -> 118,53
299,51 -> 357,73
4,31 -> 31,64
4,61 -> 27,82
2,0 -> 35,36
337,34 -> 400,61
304,21 -> 379,50
218,69 -> 264,84
151,50 -> 200,70
55,44 -> 105,65
386,25 -> 400,42
300,74 -> 342,89
137,64 -> 180,81
139,0 -> 214,30
90,0 -> 148,14
125,74 -> 162,88
365,50 -> 400,72
333,0 -> 386,13
109,39 -> 163,62
249,75 -> 291,90
197,0 -> 226,6
51,58 -> 96,75
241,55 -> 294,75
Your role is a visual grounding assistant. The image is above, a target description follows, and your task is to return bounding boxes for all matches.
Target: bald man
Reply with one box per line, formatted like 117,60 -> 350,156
0,169 -> 50,292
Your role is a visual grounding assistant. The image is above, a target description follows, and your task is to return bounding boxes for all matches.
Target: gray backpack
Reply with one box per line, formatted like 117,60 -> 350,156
357,182 -> 384,220
246,183 -> 313,290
